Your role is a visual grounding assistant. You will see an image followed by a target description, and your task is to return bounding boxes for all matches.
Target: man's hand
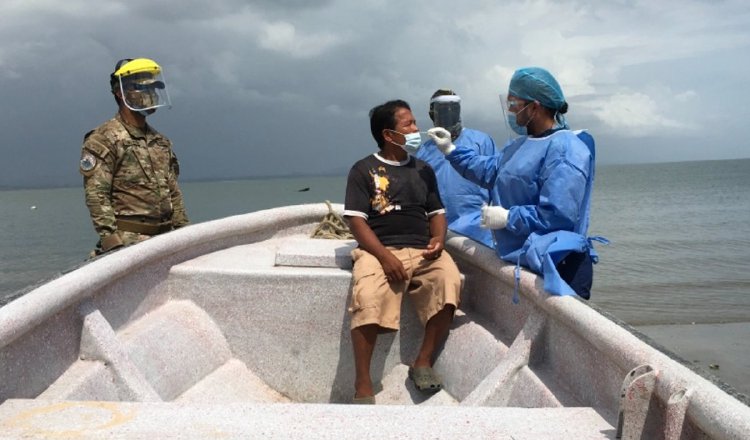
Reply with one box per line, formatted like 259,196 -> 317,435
427,127 -> 456,155
101,231 -> 124,252
347,216 -> 408,283
378,250 -> 409,282
422,236 -> 444,260
480,205 -> 509,229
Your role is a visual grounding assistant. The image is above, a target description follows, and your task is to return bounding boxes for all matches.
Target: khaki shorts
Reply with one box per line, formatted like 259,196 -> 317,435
348,247 -> 461,331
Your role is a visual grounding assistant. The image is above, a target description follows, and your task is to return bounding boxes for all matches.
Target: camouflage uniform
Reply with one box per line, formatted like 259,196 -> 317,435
79,113 -> 188,253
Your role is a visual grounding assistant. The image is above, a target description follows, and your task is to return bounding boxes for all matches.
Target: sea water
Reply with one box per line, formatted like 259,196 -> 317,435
2,159 -> 749,326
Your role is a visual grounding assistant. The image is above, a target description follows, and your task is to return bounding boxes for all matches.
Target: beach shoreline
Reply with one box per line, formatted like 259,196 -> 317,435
635,322 -> 750,400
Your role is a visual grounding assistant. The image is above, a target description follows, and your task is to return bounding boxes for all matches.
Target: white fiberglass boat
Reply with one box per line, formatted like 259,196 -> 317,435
0,203 -> 748,439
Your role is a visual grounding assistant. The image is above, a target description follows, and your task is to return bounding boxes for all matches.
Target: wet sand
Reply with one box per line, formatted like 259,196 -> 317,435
635,322 -> 750,399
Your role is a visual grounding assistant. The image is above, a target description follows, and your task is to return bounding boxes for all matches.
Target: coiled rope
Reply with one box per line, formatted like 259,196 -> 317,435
310,200 -> 354,239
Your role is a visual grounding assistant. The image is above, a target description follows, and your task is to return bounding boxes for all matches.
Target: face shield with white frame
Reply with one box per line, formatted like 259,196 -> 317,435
430,95 -> 462,140
113,59 -> 171,113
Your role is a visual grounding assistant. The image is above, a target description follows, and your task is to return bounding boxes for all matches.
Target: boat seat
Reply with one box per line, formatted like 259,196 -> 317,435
275,238 -> 357,269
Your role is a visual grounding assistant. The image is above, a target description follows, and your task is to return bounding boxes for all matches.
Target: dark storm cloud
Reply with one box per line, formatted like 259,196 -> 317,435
0,0 -> 748,188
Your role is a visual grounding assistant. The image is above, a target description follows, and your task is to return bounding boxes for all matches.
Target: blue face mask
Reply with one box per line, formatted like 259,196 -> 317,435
507,112 -> 527,136
390,130 -> 422,154
402,132 -> 422,154
506,100 -> 536,136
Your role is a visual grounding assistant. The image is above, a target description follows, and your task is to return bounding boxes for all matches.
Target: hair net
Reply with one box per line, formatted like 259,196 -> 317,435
508,67 -> 569,128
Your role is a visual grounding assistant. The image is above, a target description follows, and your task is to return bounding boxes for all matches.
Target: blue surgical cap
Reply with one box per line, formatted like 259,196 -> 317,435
508,67 -> 569,127
509,67 -> 566,109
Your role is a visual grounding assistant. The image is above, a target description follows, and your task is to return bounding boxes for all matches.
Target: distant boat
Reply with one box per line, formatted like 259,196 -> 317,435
298,187 -> 310,192
0,203 -> 748,438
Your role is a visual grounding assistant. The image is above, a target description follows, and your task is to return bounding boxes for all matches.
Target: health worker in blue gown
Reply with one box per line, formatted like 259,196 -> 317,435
415,89 -> 500,249
427,67 -> 603,300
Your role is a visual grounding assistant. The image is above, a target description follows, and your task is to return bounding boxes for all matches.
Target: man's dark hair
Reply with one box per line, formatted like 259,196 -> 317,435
369,100 -> 411,149
110,58 -> 133,105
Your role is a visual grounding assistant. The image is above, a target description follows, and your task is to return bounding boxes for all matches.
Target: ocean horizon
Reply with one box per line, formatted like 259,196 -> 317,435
2,156 -> 747,191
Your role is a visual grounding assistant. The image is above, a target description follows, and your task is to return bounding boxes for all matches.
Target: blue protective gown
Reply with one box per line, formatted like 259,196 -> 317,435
417,128 -> 500,248
446,129 -> 598,297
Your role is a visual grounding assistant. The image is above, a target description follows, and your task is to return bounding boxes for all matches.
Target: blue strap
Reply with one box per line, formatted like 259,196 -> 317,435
587,235 -> 610,264
588,235 -> 609,245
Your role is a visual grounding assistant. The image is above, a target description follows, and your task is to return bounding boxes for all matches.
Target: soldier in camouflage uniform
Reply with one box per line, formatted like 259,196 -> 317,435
80,58 -> 188,255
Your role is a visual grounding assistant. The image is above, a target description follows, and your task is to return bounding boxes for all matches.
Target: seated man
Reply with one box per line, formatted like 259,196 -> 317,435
416,89 -> 499,248
344,99 -> 461,404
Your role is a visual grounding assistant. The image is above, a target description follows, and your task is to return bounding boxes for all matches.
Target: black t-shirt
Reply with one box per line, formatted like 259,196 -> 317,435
344,153 -> 445,248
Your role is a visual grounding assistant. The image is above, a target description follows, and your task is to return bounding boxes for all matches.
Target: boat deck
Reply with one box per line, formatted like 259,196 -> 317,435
0,400 -> 614,439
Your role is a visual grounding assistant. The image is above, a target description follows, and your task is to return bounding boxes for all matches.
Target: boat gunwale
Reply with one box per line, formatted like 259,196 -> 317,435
0,203 -> 334,347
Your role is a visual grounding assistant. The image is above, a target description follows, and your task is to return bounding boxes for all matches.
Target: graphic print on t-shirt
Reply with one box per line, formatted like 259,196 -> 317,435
369,165 -> 401,214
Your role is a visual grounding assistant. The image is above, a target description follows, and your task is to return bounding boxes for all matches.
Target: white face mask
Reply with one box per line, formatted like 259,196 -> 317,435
389,130 -> 423,154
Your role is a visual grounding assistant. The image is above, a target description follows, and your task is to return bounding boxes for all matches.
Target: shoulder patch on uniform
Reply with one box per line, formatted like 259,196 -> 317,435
80,153 -> 97,172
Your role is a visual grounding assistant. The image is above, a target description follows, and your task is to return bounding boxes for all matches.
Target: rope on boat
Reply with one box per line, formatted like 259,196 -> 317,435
310,200 -> 354,239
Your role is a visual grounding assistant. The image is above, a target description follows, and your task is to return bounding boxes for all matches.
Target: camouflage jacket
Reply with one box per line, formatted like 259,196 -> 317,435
79,113 -> 189,246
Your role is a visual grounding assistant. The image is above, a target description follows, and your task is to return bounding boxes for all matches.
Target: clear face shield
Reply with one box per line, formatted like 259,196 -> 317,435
119,71 -> 171,112
430,95 -> 462,140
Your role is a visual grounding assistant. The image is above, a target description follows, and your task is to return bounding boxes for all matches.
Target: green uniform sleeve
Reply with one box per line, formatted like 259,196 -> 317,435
81,132 -> 122,246
168,151 -> 189,228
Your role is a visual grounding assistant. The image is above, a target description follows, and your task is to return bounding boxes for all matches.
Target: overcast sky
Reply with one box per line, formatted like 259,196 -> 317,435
1,0 -> 749,188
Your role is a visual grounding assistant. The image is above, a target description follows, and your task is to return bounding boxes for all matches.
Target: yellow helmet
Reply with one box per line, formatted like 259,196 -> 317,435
110,58 -> 171,112
113,58 -> 162,78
